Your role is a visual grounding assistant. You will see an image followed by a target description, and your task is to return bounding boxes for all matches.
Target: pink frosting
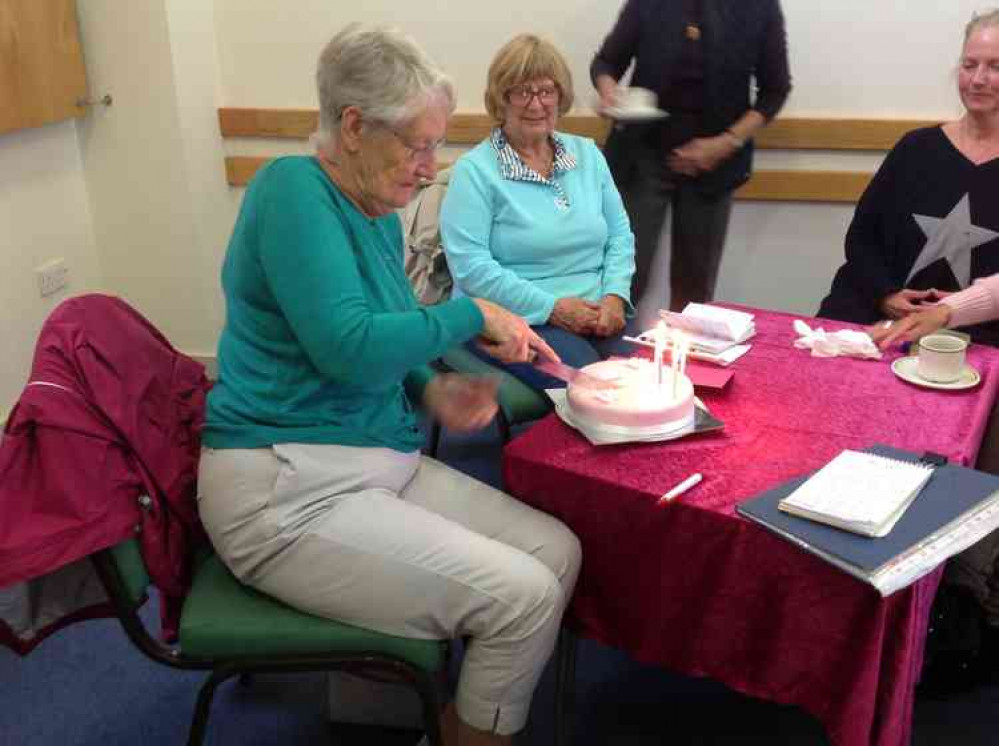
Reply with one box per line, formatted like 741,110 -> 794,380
567,358 -> 694,428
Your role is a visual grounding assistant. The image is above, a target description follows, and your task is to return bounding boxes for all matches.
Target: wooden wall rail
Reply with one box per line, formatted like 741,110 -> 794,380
219,107 -> 940,202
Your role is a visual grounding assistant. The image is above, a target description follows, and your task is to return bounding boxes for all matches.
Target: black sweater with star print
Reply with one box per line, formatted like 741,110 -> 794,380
819,126 -> 999,343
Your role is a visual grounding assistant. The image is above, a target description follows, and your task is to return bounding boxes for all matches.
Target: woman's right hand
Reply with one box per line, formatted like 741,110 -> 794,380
878,288 -> 946,319
473,299 -> 560,364
550,297 -> 602,335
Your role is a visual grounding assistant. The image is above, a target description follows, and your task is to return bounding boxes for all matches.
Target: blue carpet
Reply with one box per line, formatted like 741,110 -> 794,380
3,424 -> 999,744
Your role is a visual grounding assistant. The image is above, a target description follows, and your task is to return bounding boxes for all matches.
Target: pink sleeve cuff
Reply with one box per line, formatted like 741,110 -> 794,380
943,277 -> 999,329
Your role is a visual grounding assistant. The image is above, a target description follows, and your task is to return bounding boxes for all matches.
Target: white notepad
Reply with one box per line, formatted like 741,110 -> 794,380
659,304 -> 756,353
778,450 -> 935,538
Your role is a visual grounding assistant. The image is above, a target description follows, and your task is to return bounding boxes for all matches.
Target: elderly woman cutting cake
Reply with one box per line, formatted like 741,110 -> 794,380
440,34 -> 637,391
197,25 -> 580,746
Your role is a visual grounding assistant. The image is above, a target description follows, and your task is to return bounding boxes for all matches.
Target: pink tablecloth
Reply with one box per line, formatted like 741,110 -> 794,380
503,306 -> 999,746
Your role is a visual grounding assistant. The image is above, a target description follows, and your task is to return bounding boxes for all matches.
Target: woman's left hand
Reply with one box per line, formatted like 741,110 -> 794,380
423,373 -> 499,432
668,135 -> 738,176
867,304 -> 953,350
592,295 -> 626,337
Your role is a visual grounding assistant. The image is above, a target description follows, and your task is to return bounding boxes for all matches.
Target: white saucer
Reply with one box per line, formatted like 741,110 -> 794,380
604,106 -> 670,122
891,356 -> 981,391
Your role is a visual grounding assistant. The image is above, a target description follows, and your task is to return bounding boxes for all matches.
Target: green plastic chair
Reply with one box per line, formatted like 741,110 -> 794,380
428,346 -> 552,456
91,538 -> 447,746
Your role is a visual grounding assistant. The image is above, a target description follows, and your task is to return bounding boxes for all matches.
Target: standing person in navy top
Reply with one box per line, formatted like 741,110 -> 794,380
592,0 -> 791,312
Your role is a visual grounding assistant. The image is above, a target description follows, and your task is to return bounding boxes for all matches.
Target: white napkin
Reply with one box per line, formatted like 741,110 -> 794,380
793,320 -> 882,360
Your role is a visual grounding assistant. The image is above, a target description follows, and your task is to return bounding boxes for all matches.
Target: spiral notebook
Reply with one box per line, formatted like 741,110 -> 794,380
737,445 -> 999,595
777,449 -> 934,537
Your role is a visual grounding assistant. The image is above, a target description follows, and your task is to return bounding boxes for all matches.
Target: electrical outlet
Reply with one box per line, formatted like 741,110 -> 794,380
36,259 -> 69,297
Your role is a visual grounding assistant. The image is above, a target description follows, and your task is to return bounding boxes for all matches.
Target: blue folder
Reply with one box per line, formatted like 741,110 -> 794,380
736,444 -> 999,595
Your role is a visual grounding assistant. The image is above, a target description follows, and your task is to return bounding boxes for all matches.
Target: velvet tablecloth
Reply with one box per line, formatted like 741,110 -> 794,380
502,307 -> 999,746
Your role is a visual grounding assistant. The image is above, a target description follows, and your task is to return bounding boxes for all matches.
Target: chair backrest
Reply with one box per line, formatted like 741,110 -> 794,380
91,535 -> 206,670
401,168 -> 453,306
106,538 -> 151,609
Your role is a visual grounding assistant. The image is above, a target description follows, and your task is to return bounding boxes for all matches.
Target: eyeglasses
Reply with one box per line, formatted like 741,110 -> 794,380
386,127 -> 445,164
505,84 -> 560,108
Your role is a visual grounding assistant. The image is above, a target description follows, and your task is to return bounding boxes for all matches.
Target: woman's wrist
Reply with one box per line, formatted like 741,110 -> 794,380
723,130 -> 745,149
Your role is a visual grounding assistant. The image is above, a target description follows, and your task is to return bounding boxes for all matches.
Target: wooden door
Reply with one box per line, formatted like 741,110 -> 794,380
0,0 -> 87,135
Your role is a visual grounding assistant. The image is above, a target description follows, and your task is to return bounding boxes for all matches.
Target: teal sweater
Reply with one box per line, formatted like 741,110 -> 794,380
440,131 -> 635,325
204,156 -> 484,452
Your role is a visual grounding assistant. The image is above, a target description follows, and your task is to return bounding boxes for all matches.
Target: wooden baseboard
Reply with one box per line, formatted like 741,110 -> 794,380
219,107 -> 938,151
225,155 -> 870,203
217,108 -> 938,202
734,170 -> 871,203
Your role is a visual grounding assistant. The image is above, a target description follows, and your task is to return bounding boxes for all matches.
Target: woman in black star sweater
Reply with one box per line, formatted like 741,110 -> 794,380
820,12 -> 999,344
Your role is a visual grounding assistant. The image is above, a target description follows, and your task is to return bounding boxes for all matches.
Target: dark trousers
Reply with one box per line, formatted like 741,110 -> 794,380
605,126 -> 733,311
468,317 -> 641,391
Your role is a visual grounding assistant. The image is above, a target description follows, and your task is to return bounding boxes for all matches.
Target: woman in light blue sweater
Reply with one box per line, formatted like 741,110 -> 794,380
441,34 -> 637,390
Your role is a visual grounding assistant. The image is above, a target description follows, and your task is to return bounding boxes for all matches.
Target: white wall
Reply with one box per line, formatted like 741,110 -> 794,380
214,0 -> 977,116
211,0 -> 982,318
75,0 -> 229,355
0,121 -> 102,416
1,0 -> 991,414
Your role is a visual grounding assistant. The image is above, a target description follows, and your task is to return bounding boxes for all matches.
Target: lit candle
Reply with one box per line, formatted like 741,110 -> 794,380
671,330 -> 681,399
653,321 -> 665,387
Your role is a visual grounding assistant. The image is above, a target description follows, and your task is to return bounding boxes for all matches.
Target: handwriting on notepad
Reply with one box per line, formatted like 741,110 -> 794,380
778,450 -> 934,537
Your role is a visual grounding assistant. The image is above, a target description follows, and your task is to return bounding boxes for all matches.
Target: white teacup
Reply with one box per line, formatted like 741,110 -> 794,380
917,333 -> 968,383
616,86 -> 657,112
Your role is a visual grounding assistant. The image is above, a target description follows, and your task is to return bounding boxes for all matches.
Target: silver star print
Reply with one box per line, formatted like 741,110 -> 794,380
907,195 -> 999,286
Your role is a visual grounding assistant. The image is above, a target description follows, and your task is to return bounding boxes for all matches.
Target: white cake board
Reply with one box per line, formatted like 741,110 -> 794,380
546,390 -> 723,446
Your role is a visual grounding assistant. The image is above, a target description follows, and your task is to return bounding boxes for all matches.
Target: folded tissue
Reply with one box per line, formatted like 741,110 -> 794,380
793,320 -> 881,359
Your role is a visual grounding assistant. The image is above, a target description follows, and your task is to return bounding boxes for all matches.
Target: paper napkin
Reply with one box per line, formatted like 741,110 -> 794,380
793,320 -> 882,360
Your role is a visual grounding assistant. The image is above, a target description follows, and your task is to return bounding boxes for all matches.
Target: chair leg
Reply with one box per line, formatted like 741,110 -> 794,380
413,670 -> 445,746
428,421 -> 443,459
187,670 -> 231,746
554,627 -> 579,746
496,410 -> 512,444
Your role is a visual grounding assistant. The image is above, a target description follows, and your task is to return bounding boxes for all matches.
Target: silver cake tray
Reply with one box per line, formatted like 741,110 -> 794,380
546,390 -> 724,446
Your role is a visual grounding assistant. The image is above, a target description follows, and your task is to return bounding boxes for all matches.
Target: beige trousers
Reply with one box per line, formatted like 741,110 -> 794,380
197,444 -> 581,735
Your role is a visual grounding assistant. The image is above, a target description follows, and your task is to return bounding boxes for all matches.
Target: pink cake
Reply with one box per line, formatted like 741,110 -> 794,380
566,358 -> 695,433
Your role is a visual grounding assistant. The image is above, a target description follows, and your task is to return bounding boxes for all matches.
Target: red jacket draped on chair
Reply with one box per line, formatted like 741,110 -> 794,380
0,294 -> 210,653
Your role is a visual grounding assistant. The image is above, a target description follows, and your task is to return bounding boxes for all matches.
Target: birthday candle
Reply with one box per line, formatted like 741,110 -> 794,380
671,330 -> 680,399
653,321 -> 664,387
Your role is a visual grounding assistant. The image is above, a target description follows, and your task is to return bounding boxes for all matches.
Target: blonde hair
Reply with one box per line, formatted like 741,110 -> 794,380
965,9 -> 999,43
483,34 -> 574,122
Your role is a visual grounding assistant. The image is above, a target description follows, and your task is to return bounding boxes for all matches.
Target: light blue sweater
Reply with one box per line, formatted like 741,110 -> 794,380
440,131 -> 635,325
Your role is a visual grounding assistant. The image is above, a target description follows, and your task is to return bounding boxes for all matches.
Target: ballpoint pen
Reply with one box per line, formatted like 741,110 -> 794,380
658,472 -> 703,504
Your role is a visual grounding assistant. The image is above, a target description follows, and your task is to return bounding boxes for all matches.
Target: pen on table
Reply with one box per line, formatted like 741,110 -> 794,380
658,473 -> 703,505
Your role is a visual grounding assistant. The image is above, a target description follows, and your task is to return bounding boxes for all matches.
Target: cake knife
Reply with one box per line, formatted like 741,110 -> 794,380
533,360 -> 617,390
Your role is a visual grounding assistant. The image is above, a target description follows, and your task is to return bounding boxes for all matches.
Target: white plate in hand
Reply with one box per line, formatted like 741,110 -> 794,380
891,356 -> 981,391
603,107 -> 669,122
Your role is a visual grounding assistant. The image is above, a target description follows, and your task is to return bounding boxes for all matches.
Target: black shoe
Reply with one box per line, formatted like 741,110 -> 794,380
918,586 -> 988,698
919,650 -> 989,699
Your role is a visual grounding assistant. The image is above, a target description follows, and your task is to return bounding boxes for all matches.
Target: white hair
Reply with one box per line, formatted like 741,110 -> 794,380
314,25 -> 455,149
